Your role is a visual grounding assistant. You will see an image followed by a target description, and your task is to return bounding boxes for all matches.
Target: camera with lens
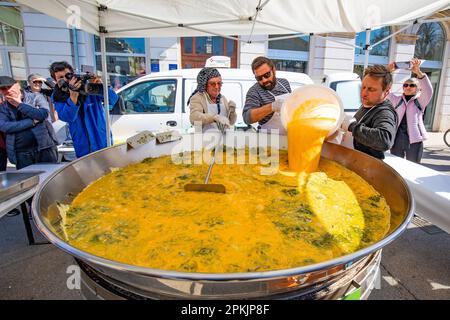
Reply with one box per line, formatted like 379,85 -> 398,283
39,78 -> 57,98
57,72 -> 104,96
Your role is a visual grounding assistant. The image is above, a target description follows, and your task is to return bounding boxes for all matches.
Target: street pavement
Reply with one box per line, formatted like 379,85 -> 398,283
0,133 -> 448,300
369,132 -> 450,300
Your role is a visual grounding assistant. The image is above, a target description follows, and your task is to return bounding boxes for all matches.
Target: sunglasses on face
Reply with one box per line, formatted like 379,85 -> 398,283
32,81 -> 43,85
255,70 -> 272,81
403,83 -> 417,88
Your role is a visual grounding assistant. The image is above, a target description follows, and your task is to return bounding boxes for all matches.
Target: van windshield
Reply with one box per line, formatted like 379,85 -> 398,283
330,80 -> 361,112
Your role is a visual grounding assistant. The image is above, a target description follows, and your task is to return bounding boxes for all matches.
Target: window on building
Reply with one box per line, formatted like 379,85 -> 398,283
9,51 -> 26,80
226,39 -> 235,57
271,59 -> 307,73
94,37 -> 145,54
183,37 -> 193,54
195,37 -> 208,54
0,3 -> 26,80
415,22 -> 445,62
94,36 -> 146,90
268,34 -> 309,73
414,22 -> 446,130
354,27 -> 391,78
0,5 -> 23,46
181,37 -> 238,68
212,37 -> 224,55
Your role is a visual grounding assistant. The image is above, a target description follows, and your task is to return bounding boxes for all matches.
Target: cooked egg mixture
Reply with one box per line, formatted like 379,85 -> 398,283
63,150 -> 391,273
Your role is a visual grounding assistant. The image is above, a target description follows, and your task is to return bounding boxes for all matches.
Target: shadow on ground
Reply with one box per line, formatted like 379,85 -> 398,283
369,224 -> 450,300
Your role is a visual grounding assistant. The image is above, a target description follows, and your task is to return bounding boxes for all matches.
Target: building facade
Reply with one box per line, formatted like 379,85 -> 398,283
1,2 -> 450,131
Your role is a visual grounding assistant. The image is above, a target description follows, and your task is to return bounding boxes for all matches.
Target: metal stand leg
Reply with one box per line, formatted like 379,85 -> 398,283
20,202 -> 35,245
20,200 -> 50,246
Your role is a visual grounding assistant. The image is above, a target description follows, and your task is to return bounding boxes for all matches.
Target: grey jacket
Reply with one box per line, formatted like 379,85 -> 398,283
349,99 -> 398,160
0,90 -> 58,164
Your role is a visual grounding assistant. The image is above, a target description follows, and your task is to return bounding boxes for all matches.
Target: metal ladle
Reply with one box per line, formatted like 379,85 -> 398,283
184,123 -> 226,193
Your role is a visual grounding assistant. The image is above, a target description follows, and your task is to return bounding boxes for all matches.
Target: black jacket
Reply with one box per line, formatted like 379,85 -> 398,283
349,100 -> 398,160
0,91 -> 58,164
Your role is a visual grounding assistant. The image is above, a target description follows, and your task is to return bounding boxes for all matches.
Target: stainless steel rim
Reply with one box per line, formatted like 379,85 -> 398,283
31,142 -> 415,281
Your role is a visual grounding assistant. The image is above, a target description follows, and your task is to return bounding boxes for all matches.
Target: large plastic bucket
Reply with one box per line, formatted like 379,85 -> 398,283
280,85 -> 345,137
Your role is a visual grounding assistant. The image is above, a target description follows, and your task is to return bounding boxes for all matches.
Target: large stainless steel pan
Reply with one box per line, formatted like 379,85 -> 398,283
31,132 -> 414,299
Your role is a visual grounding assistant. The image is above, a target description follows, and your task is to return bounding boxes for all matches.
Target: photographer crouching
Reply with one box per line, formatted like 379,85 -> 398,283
49,61 -> 118,158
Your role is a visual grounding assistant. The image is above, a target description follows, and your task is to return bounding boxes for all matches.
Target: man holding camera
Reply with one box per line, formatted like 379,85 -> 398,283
0,76 -> 59,169
49,61 -> 118,158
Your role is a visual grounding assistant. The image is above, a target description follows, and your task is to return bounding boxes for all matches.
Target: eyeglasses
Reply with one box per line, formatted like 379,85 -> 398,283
208,81 -> 223,87
403,83 -> 417,88
255,70 -> 272,81
32,81 -> 43,85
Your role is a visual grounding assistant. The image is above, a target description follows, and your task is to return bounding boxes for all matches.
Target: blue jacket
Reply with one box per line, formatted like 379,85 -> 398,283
52,88 -> 118,158
0,91 -> 58,164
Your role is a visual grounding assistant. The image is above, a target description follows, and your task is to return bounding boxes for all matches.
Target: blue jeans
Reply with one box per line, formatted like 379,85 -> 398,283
15,146 -> 58,170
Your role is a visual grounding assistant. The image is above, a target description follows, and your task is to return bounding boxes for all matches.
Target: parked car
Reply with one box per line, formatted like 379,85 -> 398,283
110,68 -> 314,144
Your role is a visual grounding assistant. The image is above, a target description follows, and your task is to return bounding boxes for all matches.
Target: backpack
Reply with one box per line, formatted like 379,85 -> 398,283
395,97 -> 422,112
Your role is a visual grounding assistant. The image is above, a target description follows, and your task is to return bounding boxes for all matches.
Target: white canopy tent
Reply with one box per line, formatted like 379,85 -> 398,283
16,0 -> 450,38
16,0 -> 450,146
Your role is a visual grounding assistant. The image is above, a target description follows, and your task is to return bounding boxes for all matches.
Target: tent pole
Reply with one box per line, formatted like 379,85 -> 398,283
266,33 -> 309,42
247,0 -> 263,43
109,19 -> 241,34
364,29 -> 371,70
100,32 -> 111,147
370,22 -> 415,50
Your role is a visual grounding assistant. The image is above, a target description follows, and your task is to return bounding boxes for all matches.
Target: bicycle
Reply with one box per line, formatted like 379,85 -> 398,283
444,128 -> 450,147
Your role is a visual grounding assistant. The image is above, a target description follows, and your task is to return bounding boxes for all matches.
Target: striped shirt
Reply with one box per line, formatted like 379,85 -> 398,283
242,78 -> 291,126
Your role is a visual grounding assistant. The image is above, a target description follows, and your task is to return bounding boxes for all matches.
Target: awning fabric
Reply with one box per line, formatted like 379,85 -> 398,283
16,0 -> 450,38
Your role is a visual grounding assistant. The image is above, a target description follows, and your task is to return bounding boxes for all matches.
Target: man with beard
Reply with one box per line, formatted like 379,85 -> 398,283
243,57 -> 291,134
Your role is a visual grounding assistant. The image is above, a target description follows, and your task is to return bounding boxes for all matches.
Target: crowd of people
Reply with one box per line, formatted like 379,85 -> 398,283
191,56 -> 432,163
0,61 -> 118,174
0,56 -> 433,177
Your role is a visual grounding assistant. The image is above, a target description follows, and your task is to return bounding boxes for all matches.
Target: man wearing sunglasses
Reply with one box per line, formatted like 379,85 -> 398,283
242,56 -> 291,134
387,58 -> 433,163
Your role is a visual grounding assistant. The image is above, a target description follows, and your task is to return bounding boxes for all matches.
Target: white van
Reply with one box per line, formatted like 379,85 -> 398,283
110,68 -> 313,143
312,72 -> 361,116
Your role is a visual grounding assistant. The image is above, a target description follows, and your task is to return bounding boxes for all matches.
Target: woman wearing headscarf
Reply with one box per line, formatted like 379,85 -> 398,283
188,67 -> 237,131
387,58 -> 433,163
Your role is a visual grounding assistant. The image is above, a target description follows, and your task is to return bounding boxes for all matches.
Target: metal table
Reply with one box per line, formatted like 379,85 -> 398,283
0,164 -> 65,244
